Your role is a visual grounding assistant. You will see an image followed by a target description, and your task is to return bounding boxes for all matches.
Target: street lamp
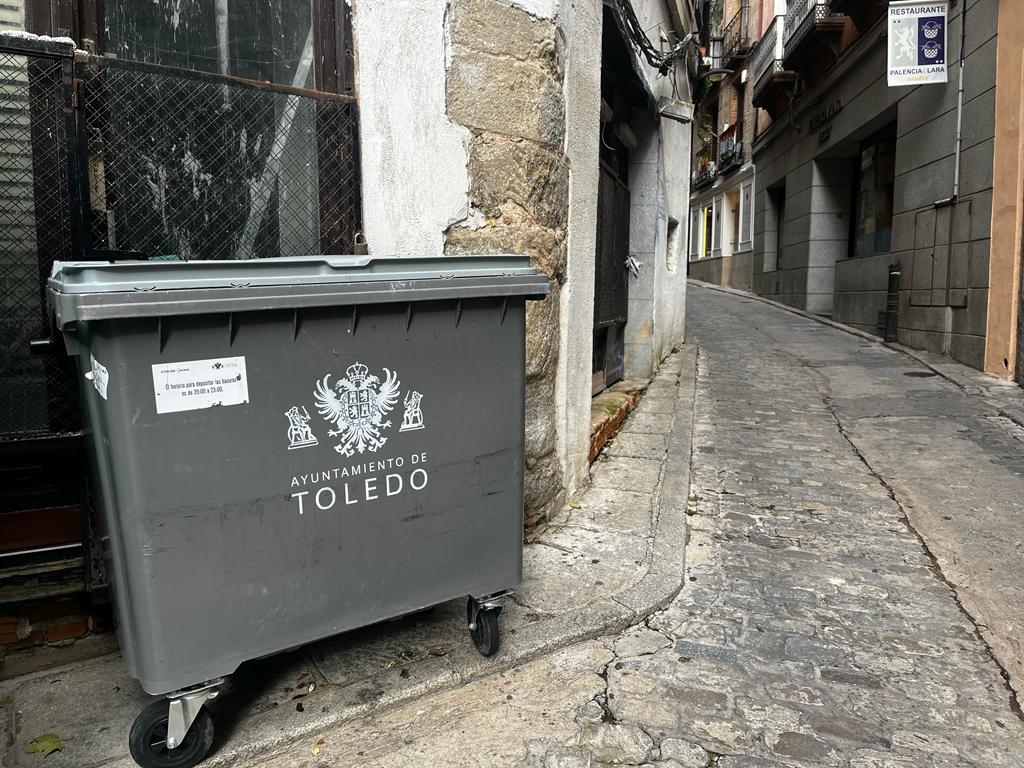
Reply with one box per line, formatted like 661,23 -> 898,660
698,67 -> 734,83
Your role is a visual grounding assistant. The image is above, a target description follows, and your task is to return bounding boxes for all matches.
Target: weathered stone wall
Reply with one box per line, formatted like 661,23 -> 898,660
444,0 -> 569,525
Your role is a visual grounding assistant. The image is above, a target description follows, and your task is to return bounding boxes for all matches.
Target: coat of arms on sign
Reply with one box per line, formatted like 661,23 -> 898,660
285,405 -> 319,449
314,362 -> 401,456
401,391 -> 425,432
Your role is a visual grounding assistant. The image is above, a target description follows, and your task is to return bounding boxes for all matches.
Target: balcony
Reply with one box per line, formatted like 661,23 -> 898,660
722,1 -> 752,63
717,127 -> 744,176
751,15 -> 797,112
829,0 -> 882,32
692,147 -> 717,190
783,0 -> 846,69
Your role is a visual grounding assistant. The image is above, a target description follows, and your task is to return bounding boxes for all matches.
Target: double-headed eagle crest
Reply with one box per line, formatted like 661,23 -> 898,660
314,362 -> 401,456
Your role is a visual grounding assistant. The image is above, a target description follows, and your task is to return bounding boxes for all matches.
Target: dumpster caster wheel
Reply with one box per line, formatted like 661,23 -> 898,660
129,701 -> 214,768
467,597 -> 501,657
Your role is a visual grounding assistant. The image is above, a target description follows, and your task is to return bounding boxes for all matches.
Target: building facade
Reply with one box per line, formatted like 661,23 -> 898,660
0,0 -> 695,659
686,0 -> 765,291
693,0 -> 1024,381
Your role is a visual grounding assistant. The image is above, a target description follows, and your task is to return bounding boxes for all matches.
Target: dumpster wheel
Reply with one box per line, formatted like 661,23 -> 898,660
129,700 -> 214,768
467,596 -> 502,657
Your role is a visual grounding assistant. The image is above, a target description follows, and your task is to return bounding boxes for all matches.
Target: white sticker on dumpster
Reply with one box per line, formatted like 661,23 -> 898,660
151,356 -> 249,414
87,354 -> 109,400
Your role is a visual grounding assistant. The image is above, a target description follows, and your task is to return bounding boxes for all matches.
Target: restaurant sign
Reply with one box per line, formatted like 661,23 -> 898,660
887,1 -> 948,87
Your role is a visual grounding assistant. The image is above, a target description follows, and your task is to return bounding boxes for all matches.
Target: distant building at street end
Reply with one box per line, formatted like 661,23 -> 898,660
688,0 -> 1024,383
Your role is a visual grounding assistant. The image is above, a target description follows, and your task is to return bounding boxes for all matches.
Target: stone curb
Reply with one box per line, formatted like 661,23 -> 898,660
689,278 -> 1024,428
207,345 -> 699,766
0,347 -> 699,768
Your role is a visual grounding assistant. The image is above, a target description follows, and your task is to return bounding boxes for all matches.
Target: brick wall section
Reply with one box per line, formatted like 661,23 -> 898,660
0,596 -> 108,660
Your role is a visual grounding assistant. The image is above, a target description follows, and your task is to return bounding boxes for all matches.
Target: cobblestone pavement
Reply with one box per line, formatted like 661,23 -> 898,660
600,285 -> 1024,767
255,284 -> 1024,768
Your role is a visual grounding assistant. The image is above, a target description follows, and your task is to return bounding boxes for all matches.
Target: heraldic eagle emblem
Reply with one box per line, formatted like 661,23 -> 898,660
314,362 -> 401,456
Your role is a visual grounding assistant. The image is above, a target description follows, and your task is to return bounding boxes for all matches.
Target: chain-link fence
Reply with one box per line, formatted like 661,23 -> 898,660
80,55 -> 360,261
0,38 -> 361,440
0,41 -> 78,439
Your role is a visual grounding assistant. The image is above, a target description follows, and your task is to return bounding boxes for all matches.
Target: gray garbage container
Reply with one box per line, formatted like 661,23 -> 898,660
48,254 -> 548,768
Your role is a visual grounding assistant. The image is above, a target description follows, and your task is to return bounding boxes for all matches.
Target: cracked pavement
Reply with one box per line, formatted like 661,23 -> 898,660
255,284 -> 1024,767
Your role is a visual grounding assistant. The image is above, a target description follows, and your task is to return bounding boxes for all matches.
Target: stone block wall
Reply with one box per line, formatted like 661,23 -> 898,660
443,0 -> 569,525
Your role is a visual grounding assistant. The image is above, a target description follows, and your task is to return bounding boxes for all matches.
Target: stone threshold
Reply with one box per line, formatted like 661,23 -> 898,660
589,379 -> 647,464
0,346 -> 698,768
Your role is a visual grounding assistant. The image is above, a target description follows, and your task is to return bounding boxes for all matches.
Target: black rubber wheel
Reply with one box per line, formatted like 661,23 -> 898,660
467,598 -> 501,657
128,700 -> 214,768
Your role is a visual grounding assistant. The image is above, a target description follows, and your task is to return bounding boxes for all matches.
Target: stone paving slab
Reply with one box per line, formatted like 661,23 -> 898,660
0,348 -> 698,768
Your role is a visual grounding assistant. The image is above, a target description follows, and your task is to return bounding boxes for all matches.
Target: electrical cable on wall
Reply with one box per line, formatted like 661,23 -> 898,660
612,0 -> 694,76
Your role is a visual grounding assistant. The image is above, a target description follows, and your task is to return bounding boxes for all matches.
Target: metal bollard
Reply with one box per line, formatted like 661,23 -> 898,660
884,261 -> 901,343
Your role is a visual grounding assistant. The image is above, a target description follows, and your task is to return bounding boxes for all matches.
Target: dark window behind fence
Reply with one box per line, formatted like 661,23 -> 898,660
0,36 -> 361,441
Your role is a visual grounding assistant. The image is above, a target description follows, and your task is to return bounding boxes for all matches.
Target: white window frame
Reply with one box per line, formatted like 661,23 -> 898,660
688,206 -> 701,261
738,179 -> 754,252
711,194 -> 723,255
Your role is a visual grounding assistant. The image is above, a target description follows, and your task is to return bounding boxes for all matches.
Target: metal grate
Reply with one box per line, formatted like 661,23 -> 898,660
594,165 -> 630,329
80,56 -> 361,261
0,39 -> 362,440
0,45 -> 78,439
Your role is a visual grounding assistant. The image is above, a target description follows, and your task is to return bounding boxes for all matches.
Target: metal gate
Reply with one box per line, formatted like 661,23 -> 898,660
593,164 -> 630,329
0,34 -> 362,444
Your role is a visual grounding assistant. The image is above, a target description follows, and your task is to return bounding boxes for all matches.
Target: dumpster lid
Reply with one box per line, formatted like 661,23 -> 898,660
49,254 -> 543,294
48,255 -> 550,325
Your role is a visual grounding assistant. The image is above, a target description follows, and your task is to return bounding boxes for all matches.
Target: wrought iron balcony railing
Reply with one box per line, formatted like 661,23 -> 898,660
718,134 -> 744,174
722,1 -> 751,60
692,160 -> 718,189
784,0 -> 844,51
751,15 -> 785,94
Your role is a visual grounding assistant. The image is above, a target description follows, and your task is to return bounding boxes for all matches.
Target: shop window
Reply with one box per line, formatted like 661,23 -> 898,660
851,123 -> 896,257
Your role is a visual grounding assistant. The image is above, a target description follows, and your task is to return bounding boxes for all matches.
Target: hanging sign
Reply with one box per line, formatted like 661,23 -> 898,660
887,1 -> 948,87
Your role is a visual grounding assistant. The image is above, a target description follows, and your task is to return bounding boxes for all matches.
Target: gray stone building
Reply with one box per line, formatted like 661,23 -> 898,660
700,0 -> 1024,380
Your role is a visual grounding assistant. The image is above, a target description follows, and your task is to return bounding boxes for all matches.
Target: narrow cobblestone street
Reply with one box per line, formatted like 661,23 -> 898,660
253,284 -> 1024,768
609,285 -> 1024,766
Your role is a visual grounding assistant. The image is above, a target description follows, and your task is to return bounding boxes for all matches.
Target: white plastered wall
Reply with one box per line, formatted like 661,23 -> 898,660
556,0 -> 602,496
351,0 -> 690,504
624,0 -> 693,380
351,0 -> 472,255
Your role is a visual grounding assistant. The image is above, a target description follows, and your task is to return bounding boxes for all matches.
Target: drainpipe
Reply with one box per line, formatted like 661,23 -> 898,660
934,0 -> 967,306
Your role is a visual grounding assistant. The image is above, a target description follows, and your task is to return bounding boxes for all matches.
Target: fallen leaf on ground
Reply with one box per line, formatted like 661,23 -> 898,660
27,733 -> 64,757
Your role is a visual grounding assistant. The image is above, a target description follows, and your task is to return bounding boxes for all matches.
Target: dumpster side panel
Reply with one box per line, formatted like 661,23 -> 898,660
82,297 -> 526,694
